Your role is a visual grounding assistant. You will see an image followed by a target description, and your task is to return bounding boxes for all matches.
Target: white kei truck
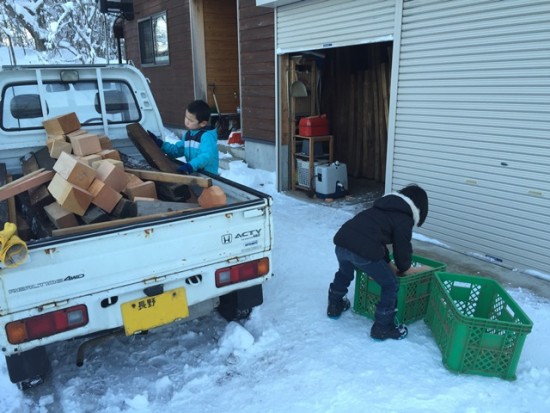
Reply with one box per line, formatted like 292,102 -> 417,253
0,64 -> 273,389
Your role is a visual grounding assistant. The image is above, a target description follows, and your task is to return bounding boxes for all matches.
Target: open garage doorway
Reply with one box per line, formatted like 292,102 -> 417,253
282,41 -> 392,205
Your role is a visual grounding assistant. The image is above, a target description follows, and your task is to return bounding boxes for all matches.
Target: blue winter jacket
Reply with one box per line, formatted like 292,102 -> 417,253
161,128 -> 219,175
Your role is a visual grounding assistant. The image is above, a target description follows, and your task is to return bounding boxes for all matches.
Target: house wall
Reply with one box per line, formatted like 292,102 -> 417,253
240,0 -> 276,171
124,0 -> 195,128
204,1 -> 240,114
239,0 -> 276,144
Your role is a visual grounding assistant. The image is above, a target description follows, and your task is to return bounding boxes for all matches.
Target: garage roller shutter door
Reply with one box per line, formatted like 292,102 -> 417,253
276,0 -> 395,54
391,0 -> 550,274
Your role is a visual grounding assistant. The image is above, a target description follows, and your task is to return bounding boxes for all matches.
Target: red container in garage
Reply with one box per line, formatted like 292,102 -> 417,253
299,115 -> 329,136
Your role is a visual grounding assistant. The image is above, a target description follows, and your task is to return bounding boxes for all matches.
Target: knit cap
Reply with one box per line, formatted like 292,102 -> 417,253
399,184 -> 428,227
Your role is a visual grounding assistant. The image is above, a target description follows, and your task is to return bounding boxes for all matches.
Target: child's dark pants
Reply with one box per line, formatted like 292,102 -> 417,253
330,245 -> 399,326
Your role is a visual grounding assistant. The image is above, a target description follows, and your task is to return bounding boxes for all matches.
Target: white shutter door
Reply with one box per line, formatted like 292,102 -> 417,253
276,0 -> 395,54
391,0 -> 550,274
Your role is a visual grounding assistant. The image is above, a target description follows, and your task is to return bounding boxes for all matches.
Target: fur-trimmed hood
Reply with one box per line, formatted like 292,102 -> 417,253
392,192 -> 421,227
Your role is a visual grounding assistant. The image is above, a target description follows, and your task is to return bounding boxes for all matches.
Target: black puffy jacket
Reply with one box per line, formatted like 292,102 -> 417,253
333,193 -> 418,273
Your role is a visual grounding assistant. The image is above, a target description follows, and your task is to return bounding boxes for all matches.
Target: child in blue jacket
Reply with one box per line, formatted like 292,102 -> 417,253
151,100 -> 219,175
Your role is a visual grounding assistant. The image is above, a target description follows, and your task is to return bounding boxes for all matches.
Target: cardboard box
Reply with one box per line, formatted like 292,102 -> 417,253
53,152 -> 96,189
81,154 -> 103,167
42,112 -> 81,135
123,181 -> 157,201
98,149 -> 121,161
49,139 -> 73,159
69,133 -> 102,156
47,173 -> 93,216
66,129 -> 87,139
98,135 -> 114,149
125,173 -> 144,188
46,134 -> 66,150
44,201 -> 79,229
88,179 -> 122,213
95,161 -> 129,192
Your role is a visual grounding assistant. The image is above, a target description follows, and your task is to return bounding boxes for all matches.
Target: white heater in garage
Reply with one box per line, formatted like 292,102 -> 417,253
314,162 -> 348,199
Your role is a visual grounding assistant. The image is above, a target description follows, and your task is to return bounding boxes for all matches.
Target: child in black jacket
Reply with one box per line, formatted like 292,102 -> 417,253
327,184 -> 429,340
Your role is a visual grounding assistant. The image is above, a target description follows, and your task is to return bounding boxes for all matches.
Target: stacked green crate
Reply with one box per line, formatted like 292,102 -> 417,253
425,272 -> 533,380
353,254 -> 447,324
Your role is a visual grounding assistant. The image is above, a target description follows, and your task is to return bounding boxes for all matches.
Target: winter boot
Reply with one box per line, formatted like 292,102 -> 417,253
327,296 -> 350,318
370,322 -> 408,340
327,288 -> 351,318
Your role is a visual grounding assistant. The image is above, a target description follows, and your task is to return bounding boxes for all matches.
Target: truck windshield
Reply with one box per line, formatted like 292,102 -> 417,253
1,79 -> 141,131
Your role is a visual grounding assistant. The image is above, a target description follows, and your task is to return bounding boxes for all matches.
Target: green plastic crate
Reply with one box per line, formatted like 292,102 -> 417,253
424,272 -> 533,380
352,254 -> 447,324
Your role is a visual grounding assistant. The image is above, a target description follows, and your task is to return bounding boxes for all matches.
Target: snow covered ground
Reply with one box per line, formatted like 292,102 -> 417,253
1,161 -> 549,413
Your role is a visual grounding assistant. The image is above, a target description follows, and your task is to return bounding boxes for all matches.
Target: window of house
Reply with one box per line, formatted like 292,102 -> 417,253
138,12 -> 169,66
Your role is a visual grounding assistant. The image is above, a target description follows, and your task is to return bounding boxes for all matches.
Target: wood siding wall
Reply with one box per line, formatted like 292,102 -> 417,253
124,0 -> 275,140
124,0 -> 195,128
239,0 -> 275,142
204,1 -> 239,114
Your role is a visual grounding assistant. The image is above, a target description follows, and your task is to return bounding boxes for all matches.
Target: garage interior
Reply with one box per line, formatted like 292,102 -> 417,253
283,41 -> 393,206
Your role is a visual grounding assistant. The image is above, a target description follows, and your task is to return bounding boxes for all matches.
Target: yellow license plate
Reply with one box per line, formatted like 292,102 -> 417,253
121,287 -> 189,335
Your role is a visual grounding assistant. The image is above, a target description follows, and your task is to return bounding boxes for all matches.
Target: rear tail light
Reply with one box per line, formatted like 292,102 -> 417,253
215,258 -> 270,287
6,304 -> 88,344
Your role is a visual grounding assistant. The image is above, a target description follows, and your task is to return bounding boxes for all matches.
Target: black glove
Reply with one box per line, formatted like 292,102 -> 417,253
147,130 -> 163,148
177,163 -> 194,174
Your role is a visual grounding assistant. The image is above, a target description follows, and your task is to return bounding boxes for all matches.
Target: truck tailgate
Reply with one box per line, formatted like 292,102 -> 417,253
0,200 -> 271,315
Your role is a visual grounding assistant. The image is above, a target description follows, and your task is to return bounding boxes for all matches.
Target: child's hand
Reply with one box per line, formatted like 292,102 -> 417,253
147,130 -> 164,148
388,262 -> 399,274
177,163 -> 194,175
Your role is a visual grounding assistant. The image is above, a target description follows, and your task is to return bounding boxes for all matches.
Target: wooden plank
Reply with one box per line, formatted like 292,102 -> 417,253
15,191 -> 53,239
29,185 -> 55,209
7,177 -> 17,225
156,182 -> 192,202
135,199 -> 199,216
16,214 -> 31,241
21,152 -> 40,175
0,163 -> 9,224
33,146 -> 56,170
80,205 -> 111,225
126,123 -> 180,173
111,198 -> 137,219
123,180 -> 157,201
125,168 -> 212,188
44,201 -> 79,229
0,169 -> 55,202
52,207 -> 201,237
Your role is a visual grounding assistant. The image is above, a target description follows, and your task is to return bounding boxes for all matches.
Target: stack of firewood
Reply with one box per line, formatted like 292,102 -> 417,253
0,112 -> 227,239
